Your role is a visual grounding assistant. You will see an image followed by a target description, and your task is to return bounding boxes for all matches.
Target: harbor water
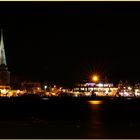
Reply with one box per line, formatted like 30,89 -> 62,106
0,97 -> 140,138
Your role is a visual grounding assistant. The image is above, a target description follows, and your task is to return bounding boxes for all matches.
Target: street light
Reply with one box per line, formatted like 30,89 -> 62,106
92,75 -> 99,83
92,75 -> 99,97
44,85 -> 47,91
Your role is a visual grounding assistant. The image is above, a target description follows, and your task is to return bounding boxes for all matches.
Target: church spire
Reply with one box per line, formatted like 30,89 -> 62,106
0,29 -> 7,65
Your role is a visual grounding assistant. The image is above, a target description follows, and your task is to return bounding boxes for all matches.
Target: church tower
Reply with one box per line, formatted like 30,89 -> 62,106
0,29 -> 10,85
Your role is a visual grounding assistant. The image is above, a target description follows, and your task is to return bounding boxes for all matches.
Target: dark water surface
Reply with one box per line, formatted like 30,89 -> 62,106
0,97 -> 140,138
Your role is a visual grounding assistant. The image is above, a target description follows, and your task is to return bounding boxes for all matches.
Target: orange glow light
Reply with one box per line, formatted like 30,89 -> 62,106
92,75 -> 99,82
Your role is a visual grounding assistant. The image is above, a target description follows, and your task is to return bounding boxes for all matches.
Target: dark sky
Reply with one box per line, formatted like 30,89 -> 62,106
1,2 -> 140,85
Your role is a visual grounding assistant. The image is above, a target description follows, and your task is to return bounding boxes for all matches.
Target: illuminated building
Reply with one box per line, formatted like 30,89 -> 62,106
73,82 -> 117,96
0,29 -> 10,85
21,82 -> 42,93
74,82 -> 113,92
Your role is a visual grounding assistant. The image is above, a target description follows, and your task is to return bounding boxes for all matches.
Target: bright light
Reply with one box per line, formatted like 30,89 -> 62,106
73,94 -> 78,97
104,83 -> 113,87
62,89 -> 66,92
1,89 -> 7,94
92,75 -> 99,82
51,93 -> 56,96
97,83 -> 103,87
85,83 -> 95,86
85,92 -> 92,96
128,87 -> 132,90
17,90 -> 20,93
44,85 -> 47,89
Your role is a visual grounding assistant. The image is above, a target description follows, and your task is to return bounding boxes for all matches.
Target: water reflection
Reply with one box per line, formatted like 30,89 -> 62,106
88,100 -> 103,111
88,100 -> 103,105
86,100 -> 105,138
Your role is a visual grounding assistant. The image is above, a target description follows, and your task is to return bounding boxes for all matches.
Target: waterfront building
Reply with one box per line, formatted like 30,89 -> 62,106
21,82 -> 42,93
73,82 -> 117,96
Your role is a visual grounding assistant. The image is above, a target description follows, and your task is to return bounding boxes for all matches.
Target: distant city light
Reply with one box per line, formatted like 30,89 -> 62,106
97,83 -> 103,87
128,87 -> 132,90
85,83 -> 95,86
44,85 -> 47,89
104,83 -> 113,87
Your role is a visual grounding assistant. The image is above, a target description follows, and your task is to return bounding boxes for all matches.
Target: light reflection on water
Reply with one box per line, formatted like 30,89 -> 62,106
87,100 -> 103,111
88,100 -> 103,105
86,100 -> 105,138
86,99 -> 140,138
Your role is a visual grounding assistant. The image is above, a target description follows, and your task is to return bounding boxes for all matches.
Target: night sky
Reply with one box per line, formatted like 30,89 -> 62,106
1,2 -> 140,86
